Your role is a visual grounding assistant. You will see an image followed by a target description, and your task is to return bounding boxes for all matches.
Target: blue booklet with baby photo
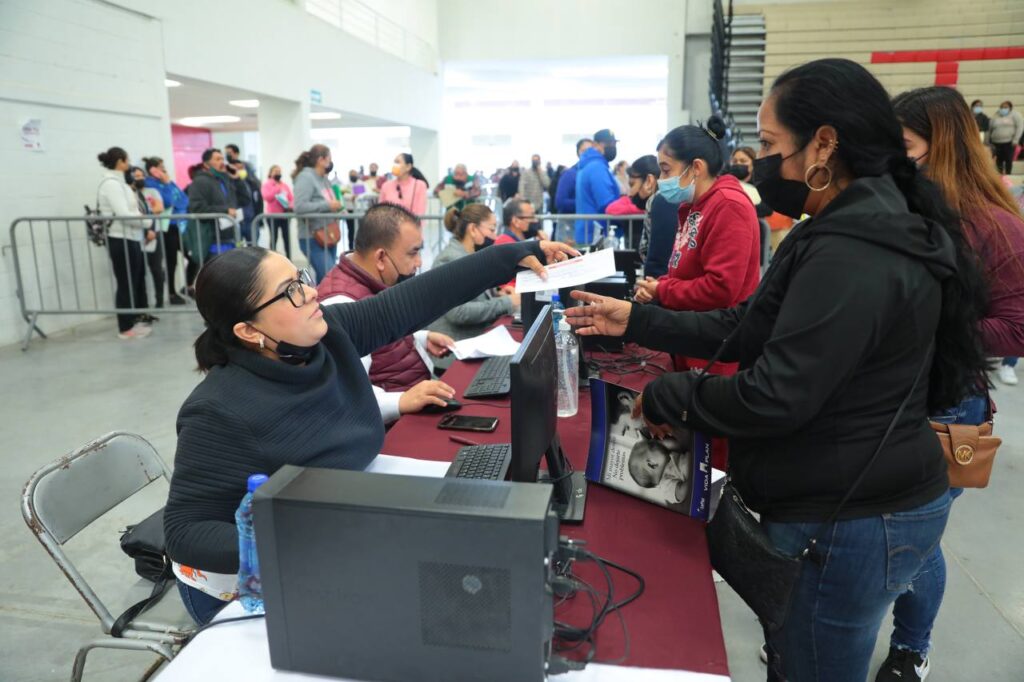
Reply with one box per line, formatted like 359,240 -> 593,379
585,379 -> 713,520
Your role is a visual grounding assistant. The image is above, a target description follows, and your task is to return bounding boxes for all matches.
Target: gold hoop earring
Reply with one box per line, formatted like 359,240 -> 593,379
805,163 -> 833,192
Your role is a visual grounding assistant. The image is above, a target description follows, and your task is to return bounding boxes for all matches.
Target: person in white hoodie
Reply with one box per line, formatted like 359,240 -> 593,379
96,146 -> 154,339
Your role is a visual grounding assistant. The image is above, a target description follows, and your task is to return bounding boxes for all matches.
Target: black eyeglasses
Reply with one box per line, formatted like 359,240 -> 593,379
251,269 -> 316,315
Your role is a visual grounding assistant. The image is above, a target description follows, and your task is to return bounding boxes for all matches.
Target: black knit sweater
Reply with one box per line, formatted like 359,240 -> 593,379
164,240 -> 543,572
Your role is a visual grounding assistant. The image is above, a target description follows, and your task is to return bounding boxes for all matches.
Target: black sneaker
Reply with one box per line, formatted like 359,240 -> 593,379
169,294 -> 187,305
875,647 -> 930,681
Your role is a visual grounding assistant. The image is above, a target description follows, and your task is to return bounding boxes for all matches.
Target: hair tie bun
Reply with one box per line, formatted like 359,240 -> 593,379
697,120 -> 720,141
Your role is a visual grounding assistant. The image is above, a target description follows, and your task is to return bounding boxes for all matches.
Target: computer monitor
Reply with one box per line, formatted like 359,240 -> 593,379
254,466 -> 559,682
509,304 -> 588,523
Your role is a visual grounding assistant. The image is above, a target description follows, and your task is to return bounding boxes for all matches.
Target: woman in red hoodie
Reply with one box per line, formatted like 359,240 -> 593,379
635,117 -> 761,368
633,116 -> 760,469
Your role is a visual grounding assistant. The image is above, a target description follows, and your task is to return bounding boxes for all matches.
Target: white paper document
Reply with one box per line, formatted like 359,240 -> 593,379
515,247 -> 617,294
366,454 -> 449,478
451,325 -> 520,360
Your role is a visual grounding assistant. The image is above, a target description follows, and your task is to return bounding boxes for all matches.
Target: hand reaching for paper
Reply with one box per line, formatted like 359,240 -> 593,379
564,290 -> 633,337
517,240 -> 580,281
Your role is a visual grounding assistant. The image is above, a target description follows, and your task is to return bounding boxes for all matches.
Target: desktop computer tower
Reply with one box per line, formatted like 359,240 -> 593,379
254,465 -> 560,682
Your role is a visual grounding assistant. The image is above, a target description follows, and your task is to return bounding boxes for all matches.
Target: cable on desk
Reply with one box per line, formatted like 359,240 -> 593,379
459,401 -> 511,409
184,612 -> 266,645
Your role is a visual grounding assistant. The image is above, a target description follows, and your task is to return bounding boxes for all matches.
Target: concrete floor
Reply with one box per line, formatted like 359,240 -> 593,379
1,312 -> 1022,682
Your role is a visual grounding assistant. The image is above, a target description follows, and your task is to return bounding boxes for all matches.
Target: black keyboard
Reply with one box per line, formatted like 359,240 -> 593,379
445,443 -> 512,480
463,355 -> 512,398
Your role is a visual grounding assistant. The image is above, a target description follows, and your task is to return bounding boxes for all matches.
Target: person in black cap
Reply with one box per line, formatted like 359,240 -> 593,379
574,129 -> 622,244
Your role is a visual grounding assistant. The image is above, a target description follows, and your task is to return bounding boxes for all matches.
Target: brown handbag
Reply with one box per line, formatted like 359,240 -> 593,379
930,420 -> 1002,488
314,222 -> 341,248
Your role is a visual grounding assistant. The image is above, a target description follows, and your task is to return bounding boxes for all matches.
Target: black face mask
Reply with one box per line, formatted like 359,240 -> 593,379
510,168 -> 520,176
603,145 -> 618,163
726,163 -> 752,181
132,179 -> 146,190
753,152 -> 809,220
524,220 -> 541,238
631,192 -> 648,210
271,174 -> 282,182
384,251 -> 415,285
349,175 -> 359,183
324,161 -> 334,174
476,236 -> 495,252
255,329 -> 317,365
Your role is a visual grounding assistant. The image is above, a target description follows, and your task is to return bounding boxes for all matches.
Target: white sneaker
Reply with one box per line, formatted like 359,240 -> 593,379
998,364 -> 1018,386
118,323 -> 152,340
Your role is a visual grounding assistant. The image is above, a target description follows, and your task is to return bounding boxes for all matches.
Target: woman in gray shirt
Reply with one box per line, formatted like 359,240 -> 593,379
292,144 -> 343,282
429,204 -> 518,368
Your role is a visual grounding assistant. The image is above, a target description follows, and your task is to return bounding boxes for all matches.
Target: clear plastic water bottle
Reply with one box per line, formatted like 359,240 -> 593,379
608,226 -> 621,250
236,473 -> 269,613
550,292 -> 565,328
555,319 -> 579,417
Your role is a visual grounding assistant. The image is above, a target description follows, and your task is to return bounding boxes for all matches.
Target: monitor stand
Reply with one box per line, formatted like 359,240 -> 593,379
538,433 -> 587,524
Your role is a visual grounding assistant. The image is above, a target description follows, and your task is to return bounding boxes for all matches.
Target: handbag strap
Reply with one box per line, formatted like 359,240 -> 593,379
110,576 -> 171,638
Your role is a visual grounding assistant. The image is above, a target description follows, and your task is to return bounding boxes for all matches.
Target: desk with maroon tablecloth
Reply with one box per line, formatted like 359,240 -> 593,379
382,330 -> 730,679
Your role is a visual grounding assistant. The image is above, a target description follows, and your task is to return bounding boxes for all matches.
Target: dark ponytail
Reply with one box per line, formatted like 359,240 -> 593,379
657,116 -> 728,176
399,153 -> 428,186
193,246 -> 272,372
771,58 -> 989,410
97,146 -> 128,169
292,144 -> 331,179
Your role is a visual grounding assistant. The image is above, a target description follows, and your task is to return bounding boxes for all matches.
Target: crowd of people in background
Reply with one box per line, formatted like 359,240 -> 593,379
96,91 -> 1024,410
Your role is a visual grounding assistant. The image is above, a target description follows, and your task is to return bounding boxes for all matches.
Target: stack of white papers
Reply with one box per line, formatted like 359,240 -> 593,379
451,326 -> 520,360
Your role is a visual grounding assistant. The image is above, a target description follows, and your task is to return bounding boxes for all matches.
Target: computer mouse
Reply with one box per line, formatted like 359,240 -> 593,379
420,398 -> 462,415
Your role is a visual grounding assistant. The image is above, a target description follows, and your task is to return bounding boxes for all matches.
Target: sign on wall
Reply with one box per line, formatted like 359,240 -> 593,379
21,118 -> 43,151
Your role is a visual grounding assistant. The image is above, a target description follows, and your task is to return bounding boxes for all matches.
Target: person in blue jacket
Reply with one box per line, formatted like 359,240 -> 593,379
574,129 -> 622,245
143,156 -> 190,304
555,138 -> 593,214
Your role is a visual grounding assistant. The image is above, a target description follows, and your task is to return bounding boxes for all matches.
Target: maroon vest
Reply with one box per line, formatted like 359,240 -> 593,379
317,255 -> 430,392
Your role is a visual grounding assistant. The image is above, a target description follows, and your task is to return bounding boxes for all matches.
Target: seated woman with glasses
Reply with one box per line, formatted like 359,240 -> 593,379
164,219 -> 577,624
428,204 -> 519,371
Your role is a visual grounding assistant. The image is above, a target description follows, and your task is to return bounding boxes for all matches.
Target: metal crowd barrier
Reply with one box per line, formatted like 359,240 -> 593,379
9,213 -> 237,350
9,208 -> 647,350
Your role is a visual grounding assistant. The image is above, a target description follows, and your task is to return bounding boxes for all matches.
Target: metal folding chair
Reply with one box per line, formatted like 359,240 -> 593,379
21,432 -> 194,681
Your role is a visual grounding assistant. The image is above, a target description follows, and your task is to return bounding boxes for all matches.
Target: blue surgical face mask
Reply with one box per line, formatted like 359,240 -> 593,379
972,105 -> 983,115
998,107 -> 1010,117
657,169 -> 695,205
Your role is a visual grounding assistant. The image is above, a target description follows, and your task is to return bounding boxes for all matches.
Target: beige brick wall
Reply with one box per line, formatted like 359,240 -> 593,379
740,0 -> 1024,107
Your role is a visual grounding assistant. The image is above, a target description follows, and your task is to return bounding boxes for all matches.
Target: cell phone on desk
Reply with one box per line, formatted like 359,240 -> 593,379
437,414 -> 499,433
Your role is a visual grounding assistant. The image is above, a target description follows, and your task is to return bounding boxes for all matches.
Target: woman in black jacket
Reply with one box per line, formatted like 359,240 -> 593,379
566,59 -> 988,682
164,216 -> 575,625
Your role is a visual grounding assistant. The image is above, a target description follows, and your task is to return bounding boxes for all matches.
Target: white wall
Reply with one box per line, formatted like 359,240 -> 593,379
0,0 -> 173,348
110,0 -> 443,132
437,0 -> 691,129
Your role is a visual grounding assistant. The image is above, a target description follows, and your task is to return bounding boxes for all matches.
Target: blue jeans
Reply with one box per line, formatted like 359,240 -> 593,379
299,237 -> 337,284
177,580 -> 229,625
1003,356 -> 1018,368
763,493 -> 951,682
886,393 -> 988,655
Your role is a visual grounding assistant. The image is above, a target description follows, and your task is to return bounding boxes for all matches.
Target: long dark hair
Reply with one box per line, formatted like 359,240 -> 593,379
398,153 -> 429,186
193,247 -> 271,372
770,58 -> 989,409
657,116 -> 728,176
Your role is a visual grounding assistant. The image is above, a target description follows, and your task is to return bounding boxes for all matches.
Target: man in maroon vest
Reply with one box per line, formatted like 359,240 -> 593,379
317,203 -> 456,423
